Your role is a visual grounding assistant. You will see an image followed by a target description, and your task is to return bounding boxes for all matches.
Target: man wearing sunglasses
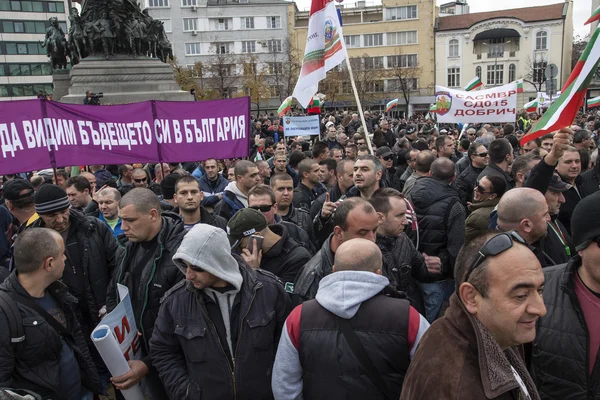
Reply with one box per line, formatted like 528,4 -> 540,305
465,176 -> 506,241
131,168 -> 150,189
530,191 -> 600,400
401,231 -> 546,400
453,143 -> 489,206
376,146 -> 396,189
150,224 -> 290,399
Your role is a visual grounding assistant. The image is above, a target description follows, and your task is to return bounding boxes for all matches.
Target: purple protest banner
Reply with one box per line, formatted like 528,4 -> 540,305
0,97 -> 250,175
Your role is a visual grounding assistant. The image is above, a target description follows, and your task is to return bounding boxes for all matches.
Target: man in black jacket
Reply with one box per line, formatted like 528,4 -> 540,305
173,175 -> 227,231
453,143 -> 489,205
0,228 -> 100,399
293,158 -> 325,212
150,224 -> 290,399
106,188 -> 185,398
530,191 -> 600,400
270,174 -> 313,239
228,208 -> 311,293
477,138 -> 515,190
555,146 -> 589,234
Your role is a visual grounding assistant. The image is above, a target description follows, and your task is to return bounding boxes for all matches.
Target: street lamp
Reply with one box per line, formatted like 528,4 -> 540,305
482,40 -> 511,86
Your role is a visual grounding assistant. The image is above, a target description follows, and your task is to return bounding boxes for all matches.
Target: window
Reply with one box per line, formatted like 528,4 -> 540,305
476,66 -> 481,78
217,18 -> 230,30
363,33 -> 383,47
269,62 -> 283,75
366,81 -> 384,93
183,18 -> 197,31
345,35 -> 360,48
243,63 -> 256,75
1,83 -> 52,97
533,61 -> 547,83
185,42 -> 201,55
388,54 -> 417,68
157,18 -> 171,32
487,64 -> 504,85
447,67 -> 460,87
149,0 -> 169,7
509,64 -> 516,83
536,31 -> 547,50
268,16 -> 281,29
214,42 -> 232,54
4,42 -> 44,55
388,78 -> 418,91
182,0 -> 196,5
241,41 -> 255,53
14,22 -> 24,32
364,56 -> 383,70
47,2 -> 63,12
387,31 -> 417,45
241,17 -> 254,29
449,39 -> 459,57
270,86 -> 281,98
387,5 -> 417,20
341,81 -> 352,94
486,38 -> 506,58
268,39 -> 282,53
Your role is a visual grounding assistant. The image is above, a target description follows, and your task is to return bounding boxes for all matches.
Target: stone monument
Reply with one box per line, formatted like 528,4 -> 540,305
52,0 -> 189,104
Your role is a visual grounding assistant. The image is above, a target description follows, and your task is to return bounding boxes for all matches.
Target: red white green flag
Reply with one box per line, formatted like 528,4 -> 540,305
517,79 -> 524,93
292,0 -> 348,108
586,5 -> 600,25
464,77 -> 483,91
386,98 -> 399,112
588,95 -> 600,109
277,96 -> 293,116
524,99 -> 539,113
521,25 -> 600,145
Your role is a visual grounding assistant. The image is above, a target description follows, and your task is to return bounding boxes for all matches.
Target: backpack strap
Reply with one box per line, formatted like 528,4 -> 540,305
0,291 -> 25,349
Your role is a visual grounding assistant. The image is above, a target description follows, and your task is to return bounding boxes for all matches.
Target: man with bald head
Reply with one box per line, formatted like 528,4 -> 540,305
497,187 -> 552,267
273,238 -> 429,400
410,157 -> 465,322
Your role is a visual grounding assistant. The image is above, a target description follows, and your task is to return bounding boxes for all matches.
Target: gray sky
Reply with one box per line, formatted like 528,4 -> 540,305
292,0 -> 592,38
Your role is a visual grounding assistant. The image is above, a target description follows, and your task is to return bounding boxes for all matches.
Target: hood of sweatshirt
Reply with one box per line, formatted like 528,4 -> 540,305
315,270 -> 389,319
225,181 -> 248,207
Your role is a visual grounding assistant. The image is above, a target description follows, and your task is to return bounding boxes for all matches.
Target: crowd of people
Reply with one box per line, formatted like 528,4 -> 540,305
0,107 -> 599,400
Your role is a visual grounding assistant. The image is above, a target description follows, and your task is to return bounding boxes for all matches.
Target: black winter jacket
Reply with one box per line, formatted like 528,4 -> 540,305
556,173 -> 589,235
106,212 -> 185,365
213,190 -> 245,221
478,163 -> 515,191
531,256 -> 600,400
198,206 -> 228,231
32,209 -> 118,326
150,262 -> 290,400
292,235 -> 335,305
0,273 -> 101,398
452,163 -> 484,206
293,183 -> 319,212
260,224 -> 312,290
376,234 -> 430,315
581,164 -> 600,195
273,215 -> 316,256
280,204 -> 313,241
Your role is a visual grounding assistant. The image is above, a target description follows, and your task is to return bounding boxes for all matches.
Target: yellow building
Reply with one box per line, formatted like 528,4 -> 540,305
288,0 -> 436,114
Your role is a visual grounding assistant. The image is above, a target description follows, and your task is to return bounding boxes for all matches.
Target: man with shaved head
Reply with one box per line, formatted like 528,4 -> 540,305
273,238 -> 429,399
410,157 -> 465,322
497,187 -> 552,267
106,188 -> 184,397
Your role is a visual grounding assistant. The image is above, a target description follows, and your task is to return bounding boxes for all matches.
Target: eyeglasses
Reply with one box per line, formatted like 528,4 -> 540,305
133,178 -> 148,183
474,152 -> 488,157
468,133 -> 476,137
474,180 -> 492,194
381,155 -> 394,161
248,204 -> 274,212
464,231 -> 528,283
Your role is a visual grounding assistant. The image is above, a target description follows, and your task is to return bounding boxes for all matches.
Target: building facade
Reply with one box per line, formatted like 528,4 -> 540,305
0,0 -> 69,100
146,0 -> 290,111
290,0 -> 436,115
434,2 -> 573,106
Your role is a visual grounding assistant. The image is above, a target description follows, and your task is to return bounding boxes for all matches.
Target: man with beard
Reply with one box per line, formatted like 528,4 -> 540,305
174,175 -> 227,231
478,139 -> 515,190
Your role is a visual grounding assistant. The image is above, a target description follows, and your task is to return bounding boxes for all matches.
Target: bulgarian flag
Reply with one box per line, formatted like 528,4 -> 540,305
430,104 -> 437,113
292,0 -> 348,108
517,79 -> 524,93
386,98 -> 399,112
524,99 -> 539,113
586,5 -> 600,25
464,76 -> 483,91
588,95 -> 600,109
521,24 -> 600,145
278,96 -> 293,116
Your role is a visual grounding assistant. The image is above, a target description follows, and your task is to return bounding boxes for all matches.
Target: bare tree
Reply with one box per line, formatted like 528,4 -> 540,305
203,44 -> 242,99
242,54 -> 272,113
522,54 -> 548,93
387,48 -> 421,110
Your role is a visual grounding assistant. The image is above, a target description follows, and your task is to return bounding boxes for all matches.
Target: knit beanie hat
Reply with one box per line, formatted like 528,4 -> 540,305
172,224 -> 243,291
571,191 -> 600,251
34,184 -> 70,215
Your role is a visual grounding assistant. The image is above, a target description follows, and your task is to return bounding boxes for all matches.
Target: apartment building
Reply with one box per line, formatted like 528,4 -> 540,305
147,0 -> 290,111
0,0 -> 69,100
290,0 -> 436,114
435,2 -> 573,104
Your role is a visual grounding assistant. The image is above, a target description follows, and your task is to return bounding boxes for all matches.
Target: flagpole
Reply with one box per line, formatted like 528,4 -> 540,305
345,56 -> 374,155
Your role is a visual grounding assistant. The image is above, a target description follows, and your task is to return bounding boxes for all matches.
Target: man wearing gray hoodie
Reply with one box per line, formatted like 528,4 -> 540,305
272,238 -> 429,400
213,160 -> 262,221
150,224 -> 290,399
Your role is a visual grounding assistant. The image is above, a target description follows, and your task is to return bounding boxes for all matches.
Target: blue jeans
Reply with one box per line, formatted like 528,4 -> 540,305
419,279 -> 456,323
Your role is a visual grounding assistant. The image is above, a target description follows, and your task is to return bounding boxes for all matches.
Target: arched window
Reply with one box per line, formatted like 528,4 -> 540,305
536,31 -> 547,50
476,66 -> 481,78
509,64 -> 516,82
449,39 -> 459,57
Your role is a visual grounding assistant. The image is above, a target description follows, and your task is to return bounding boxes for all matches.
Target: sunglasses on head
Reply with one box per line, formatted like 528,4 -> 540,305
464,231 -> 529,283
249,204 -> 273,212
134,178 -> 148,183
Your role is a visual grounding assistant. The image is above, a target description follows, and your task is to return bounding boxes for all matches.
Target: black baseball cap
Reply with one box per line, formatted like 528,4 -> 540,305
3,179 -> 34,201
226,208 -> 268,249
